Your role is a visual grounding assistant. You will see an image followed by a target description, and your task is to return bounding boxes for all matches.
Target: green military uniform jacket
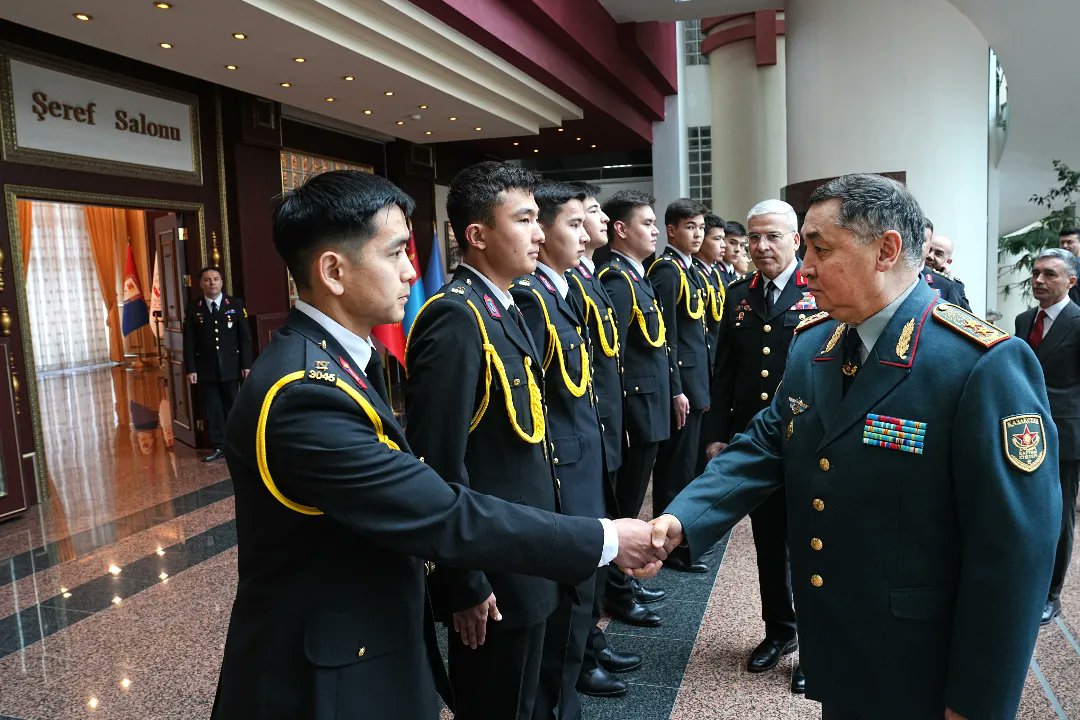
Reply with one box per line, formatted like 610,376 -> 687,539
666,281 -> 1060,720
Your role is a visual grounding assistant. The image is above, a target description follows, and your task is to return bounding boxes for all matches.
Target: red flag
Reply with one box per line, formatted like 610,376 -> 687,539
122,244 -> 149,336
372,323 -> 406,367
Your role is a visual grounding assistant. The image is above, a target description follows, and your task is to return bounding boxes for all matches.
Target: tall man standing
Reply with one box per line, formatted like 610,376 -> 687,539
649,199 -> 713,568
653,174 -> 1060,720
693,213 -> 727,476
1016,248 -> 1080,625
599,189 -> 670,627
704,199 -> 811,691
183,266 -> 252,462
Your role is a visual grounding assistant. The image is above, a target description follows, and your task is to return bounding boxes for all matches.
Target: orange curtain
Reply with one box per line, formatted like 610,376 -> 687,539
83,206 -> 124,362
17,199 -> 32,278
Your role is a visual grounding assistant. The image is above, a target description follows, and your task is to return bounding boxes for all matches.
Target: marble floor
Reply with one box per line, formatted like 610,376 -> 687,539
0,366 -> 1077,718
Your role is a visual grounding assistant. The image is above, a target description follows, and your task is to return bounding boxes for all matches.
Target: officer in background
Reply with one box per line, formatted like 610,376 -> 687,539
183,266 -> 252,462
719,221 -> 747,286
704,199 -> 814,693
920,220 -> 970,310
654,173 -> 1060,720
693,213 -> 727,476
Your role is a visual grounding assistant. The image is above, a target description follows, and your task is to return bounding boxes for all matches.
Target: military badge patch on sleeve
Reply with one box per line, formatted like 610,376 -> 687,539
1002,414 -> 1047,472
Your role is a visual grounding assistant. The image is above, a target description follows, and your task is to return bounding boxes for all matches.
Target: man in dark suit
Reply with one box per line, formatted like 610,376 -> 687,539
653,173 -> 1060,720
213,170 -> 663,720
598,189 -> 671,628
648,199 -> 713,566
183,266 -> 252,462
1057,227 -> 1080,305
703,199 -> 812,692
1016,247 -> 1080,625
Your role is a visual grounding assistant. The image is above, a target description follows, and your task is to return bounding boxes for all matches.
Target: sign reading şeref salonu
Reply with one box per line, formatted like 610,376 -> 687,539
5,57 -> 199,178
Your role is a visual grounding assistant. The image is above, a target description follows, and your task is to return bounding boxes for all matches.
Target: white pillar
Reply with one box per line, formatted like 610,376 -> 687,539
651,21 -> 689,253
785,0 -> 991,316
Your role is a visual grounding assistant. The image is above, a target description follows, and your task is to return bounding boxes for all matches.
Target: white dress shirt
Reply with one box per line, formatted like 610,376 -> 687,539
294,299 -> 373,371
611,250 -> 646,278
1033,295 -> 1072,339
459,263 -> 516,309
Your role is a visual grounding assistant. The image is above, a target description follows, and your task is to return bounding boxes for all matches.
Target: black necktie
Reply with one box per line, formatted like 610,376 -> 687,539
566,291 -> 586,327
210,300 -> 218,315
764,282 -> 775,315
365,350 -> 390,406
841,325 -> 862,397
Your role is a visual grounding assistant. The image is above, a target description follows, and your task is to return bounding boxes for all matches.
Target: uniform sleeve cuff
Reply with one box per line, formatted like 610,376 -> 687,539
598,518 -> 619,567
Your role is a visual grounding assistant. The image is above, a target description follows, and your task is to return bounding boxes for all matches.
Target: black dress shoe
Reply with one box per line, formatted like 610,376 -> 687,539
747,636 -> 798,673
202,449 -> 225,463
664,555 -> 707,573
605,599 -> 661,627
576,667 -> 629,697
1041,598 -> 1062,626
790,664 -> 806,694
597,646 -> 642,673
631,578 -> 667,604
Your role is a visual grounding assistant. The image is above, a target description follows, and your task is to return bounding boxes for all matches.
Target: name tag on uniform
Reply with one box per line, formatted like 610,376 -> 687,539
862,413 -> 926,455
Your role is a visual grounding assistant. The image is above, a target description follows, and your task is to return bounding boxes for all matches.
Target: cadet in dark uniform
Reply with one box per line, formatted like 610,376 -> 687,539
693,214 -> 727,476
514,181 -> 607,719
565,181 -> 651,698
213,170 -> 662,720
719,221 -> 747,287
599,189 -> 671,627
653,174 -> 1060,720
183,266 -> 252,462
648,200 -> 713,565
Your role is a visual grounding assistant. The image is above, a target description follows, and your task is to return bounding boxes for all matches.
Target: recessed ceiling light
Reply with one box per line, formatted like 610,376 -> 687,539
154,2 -> 172,9
591,144 -> 597,148
475,127 -> 482,131
343,75 -> 355,81
384,90 -> 394,96
425,131 -> 432,136
576,137 -> 582,141
533,149 -> 539,153
232,32 -> 247,39
449,116 -> 457,121
293,57 -> 305,63
159,42 -> 173,49
325,97 -> 335,102
396,121 -> 405,126
512,141 -> 519,146
557,128 -> 564,132
120,678 -> 132,689
418,104 -> 428,109
280,82 -> 291,88
73,12 -> 92,21
224,64 -> 237,70
363,109 -> 372,115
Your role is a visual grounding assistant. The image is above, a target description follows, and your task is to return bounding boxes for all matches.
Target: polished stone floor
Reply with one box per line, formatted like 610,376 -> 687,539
0,366 -> 1077,718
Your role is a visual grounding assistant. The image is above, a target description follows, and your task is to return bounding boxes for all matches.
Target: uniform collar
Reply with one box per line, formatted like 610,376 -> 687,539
852,278 -> 921,361
667,244 -> 694,270
293,299 -> 372,370
1040,295 -> 1072,321
459,262 -> 515,309
204,293 -> 223,306
535,262 -> 569,298
763,258 -> 798,293
611,250 -> 645,278
580,255 -> 596,273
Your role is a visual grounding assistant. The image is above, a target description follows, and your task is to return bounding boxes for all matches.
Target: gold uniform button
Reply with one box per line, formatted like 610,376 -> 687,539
677,360 -> 683,366
761,369 -> 769,378
570,343 -> 576,350
760,392 -> 769,401
762,347 -> 771,355
553,457 -> 560,465
419,456 -> 425,463
634,386 -> 640,392
357,647 -> 366,658
763,324 -> 772,332
810,575 -> 823,588
819,458 -> 830,472
813,498 -> 825,512
513,378 -> 522,387
799,314 -> 806,320
810,538 -> 823,551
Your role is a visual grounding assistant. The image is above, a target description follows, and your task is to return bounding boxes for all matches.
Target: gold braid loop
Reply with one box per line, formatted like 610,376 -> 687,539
617,271 -> 666,348
464,300 -> 544,443
570,273 -> 619,358
707,281 -> 725,322
531,289 -> 590,397
680,271 -> 706,320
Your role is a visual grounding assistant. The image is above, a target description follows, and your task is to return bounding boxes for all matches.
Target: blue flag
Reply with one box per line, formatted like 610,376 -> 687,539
121,244 -> 150,336
424,230 -> 446,298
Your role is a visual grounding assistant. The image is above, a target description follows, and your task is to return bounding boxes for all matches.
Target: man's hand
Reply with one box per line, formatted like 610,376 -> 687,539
612,518 -> 668,578
650,514 -> 685,555
186,373 -> 197,385
705,441 -> 727,460
673,394 -> 690,429
241,368 -> 251,379
944,709 -> 967,720
451,593 -> 501,650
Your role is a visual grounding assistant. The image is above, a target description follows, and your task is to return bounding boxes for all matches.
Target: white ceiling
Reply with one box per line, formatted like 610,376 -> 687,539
0,0 -> 582,145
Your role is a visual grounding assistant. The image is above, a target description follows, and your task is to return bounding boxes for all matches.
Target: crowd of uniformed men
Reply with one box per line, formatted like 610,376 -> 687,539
210,161 -> 1069,720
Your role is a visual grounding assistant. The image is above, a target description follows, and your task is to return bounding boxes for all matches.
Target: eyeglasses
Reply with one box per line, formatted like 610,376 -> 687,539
747,231 -> 793,245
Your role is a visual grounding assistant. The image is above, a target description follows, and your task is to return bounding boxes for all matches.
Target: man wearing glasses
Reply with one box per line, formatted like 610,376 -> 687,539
703,199 -> 816,694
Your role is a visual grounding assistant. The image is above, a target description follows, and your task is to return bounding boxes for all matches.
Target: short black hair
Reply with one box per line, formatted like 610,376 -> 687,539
566,180 -> 602,201
664,198 -> 708,228
704,214 -> 726,232
446,161 -> 542,252
1060,227 -> 1080,238
198,265 -> 223,280
723,220 -> 747,237
272,170 -> 415,290
603,189 -> 655,241
924,218 -> 934,234
534,181 -> 581,226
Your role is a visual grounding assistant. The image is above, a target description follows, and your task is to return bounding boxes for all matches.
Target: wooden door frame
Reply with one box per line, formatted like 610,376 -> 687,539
3,184 -> 206,497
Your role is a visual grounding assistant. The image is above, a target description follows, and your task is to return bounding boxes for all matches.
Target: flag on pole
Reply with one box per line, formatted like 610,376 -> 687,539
402,230 -> 426,336
121,244 -> 150,336
424,226 -> 446,298
371,323 -> 406,367
149,255 -> 162,338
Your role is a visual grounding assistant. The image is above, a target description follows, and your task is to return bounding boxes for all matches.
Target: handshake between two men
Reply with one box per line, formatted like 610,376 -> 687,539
610,514 -> 686,579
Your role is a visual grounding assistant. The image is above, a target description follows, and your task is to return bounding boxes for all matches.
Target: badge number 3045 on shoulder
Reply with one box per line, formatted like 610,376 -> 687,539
1002,414 -> 1047,472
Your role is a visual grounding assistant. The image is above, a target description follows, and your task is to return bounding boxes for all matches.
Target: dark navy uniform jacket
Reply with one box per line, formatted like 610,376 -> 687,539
599,252 -> 671,444
648,247 -> 712,410
707,264 -> 817,441
405,266 -> 562,629
692,258 -> 726,365
568,261 -> 624,477
214,309 -> 602,720
922,266 -> 971,311
667,280 -> 1060,720
513,270 -> 606,518
183,294 -> 253,381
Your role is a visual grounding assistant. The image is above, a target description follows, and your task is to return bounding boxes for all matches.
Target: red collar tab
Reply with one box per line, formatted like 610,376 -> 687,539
795,270 -> 808,287
338,356 -> 367,389
536,274 -> 557,294
749,272 -> 761,289
924,273 -> 934,284
577,264 -> 592,280
483,294 -> 502,319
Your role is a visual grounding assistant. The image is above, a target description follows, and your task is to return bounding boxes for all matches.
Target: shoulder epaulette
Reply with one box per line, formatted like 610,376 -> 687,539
517,278 -> 531,287
728,273 -> 753,288
647,256 -> 681,275
794,311 -> 831,334
932,303 -> 1009,349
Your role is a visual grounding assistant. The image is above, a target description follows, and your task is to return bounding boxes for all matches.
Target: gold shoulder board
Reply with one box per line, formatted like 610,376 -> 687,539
931,303 -> 1009,349
794,311 -> 831,333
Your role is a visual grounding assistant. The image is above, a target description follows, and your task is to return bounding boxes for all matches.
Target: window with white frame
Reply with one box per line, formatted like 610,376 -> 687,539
688,126 -> 712,209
